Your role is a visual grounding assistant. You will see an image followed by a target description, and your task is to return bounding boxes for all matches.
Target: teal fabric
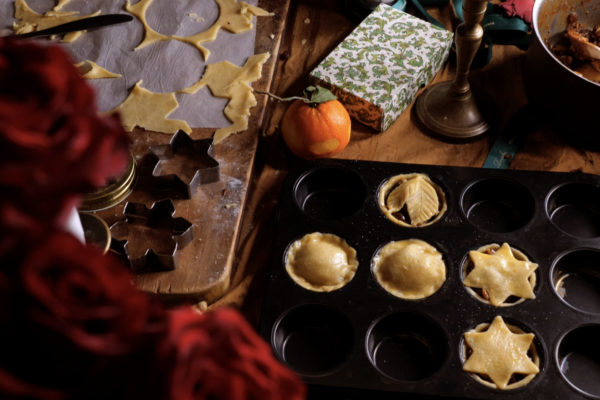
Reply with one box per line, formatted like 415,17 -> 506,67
391,0 -> 531,67
482,131 -> 522,169
392,0 -> 407,10
482,105 -> 540,169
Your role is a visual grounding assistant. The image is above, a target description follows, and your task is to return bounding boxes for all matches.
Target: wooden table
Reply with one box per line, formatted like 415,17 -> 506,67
209,0 -> 600,326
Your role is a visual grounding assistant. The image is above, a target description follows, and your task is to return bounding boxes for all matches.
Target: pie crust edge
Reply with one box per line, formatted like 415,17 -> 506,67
285,232 -> 359,293
378,173 -> 447,228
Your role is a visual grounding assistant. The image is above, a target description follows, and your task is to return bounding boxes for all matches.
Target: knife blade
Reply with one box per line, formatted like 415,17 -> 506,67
11,14 -> 134,40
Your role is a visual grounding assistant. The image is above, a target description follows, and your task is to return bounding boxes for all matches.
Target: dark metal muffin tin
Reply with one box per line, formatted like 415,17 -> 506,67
258,159 -> 600,399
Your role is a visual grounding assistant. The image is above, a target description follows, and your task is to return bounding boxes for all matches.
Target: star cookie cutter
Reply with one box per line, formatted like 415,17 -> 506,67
149,130 -> 220,199
109,199 -> 194,273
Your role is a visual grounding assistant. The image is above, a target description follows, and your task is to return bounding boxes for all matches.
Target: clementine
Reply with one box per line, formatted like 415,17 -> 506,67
281,98 -> 351,160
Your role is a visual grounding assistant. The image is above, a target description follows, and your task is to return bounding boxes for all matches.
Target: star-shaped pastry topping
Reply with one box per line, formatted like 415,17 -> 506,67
463,243 -> 537,306
463,316 -> 539,389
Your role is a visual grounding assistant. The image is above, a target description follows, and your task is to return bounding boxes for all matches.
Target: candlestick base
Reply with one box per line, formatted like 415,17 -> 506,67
415,81 -> 498,143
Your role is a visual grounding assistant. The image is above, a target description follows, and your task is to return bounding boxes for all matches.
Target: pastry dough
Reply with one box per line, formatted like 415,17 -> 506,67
109,81 -> 191,134
373,239 -> 446,299
75,61 -> 122,79
53,0 -> 73,11
379,173 -> 446,228
126,0 -> 273,61
285,232 -> 358,292
180,53 -> 270,144
463,316 -> 540,390
13,0 -> 100,43
463,243 -> 537,307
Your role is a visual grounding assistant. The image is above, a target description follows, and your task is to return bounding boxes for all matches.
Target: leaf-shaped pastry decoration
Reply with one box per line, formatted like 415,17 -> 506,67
386,176 -> 439,226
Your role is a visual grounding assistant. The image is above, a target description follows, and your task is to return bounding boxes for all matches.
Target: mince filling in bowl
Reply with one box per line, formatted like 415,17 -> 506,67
547,12 -> 600,83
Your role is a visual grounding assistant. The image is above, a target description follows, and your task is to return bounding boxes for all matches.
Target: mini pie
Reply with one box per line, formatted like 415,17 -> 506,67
373,239 -> 446,299
463,316 -> 540,390
285,233 -> 358,292
463,243 -> 537,307
379,173 -> 447,228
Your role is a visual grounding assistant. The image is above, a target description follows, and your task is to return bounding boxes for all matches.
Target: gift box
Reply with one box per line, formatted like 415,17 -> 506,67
310,4 -> 453,132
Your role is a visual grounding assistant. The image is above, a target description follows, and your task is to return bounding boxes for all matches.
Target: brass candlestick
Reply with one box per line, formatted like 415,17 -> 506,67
415,0 -> 497,141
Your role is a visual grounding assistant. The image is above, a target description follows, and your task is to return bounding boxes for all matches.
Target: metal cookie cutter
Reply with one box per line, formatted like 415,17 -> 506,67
150,131 -> 220,199
109,199 -> 194,273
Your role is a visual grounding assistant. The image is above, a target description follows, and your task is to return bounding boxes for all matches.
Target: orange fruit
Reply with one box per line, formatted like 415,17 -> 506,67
281,99 -> 351,160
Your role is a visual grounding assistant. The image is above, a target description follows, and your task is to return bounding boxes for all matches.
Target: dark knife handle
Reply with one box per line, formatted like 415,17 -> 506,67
11,14 -> 134,40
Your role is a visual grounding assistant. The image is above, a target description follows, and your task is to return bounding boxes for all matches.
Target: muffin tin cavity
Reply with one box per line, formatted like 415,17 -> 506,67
462,244 -> 537,307
366,312 -> 447,382
461,178 -> 534,233
294,167 -> 366,221
460,318 -> 543,390
557,325 -> 600,397
272,304 -> 353,376
546,182 -> 600,238
552,249 -> 600,314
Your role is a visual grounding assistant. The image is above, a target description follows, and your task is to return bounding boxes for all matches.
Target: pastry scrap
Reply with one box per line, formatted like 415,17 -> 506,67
75,61 -> 122,79
463,316 -> 540,389
463,243 -> 537,307
379,173 -> 446,227
53,0 -> 73,11
126,0 -> 274,61
110,81 -> 191,134
13,0 -> 100,43
180,53 -> 270,144
285,232 -> 358,292
188,13 -> 204,23
373,239 -> 446,299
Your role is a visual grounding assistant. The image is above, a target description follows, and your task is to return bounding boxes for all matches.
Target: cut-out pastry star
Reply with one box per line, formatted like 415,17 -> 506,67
463,316 -> 539,389
463,243 -> 537,306
109,81 -> 191,134
180,53 -> 270,144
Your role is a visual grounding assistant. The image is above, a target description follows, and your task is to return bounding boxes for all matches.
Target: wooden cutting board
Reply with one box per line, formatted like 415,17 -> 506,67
96,0 -> 291,306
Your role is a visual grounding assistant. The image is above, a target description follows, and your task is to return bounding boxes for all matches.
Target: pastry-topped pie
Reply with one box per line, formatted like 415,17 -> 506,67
373,239 -> 446,299
463,316 -> 540,390
463,243 -> 537,307
285,232 -> 358,292
379,174 -> 447,228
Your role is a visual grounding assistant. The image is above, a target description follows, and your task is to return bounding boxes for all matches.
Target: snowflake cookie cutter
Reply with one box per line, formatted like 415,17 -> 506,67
109,199 -> 194,273
149,130 -> 220,199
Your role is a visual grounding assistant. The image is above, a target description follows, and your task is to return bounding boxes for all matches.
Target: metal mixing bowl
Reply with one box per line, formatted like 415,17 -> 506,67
524,0 -> 600,148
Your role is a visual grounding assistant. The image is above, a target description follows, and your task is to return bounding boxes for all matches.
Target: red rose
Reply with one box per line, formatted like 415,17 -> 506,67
164,308 -> 306,400
0,232 -> 169,399
494,0 -> 534,27
0,368 -> 64,400
0,38 -> 130,232
19,232 -> 164,354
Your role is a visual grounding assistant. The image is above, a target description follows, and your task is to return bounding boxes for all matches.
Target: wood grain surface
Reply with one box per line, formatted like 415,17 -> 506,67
96,0 -> 291,305
208,0 -> 600,327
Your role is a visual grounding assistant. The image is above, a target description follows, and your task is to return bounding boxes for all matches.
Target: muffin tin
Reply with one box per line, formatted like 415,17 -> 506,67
258,159 -> 600,399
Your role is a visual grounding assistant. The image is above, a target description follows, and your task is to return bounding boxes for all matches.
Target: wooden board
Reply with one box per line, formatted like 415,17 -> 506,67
96,0 -> 291,306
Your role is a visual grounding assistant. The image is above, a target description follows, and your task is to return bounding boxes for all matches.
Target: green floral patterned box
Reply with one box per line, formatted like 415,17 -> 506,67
310,5 -> 453,132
